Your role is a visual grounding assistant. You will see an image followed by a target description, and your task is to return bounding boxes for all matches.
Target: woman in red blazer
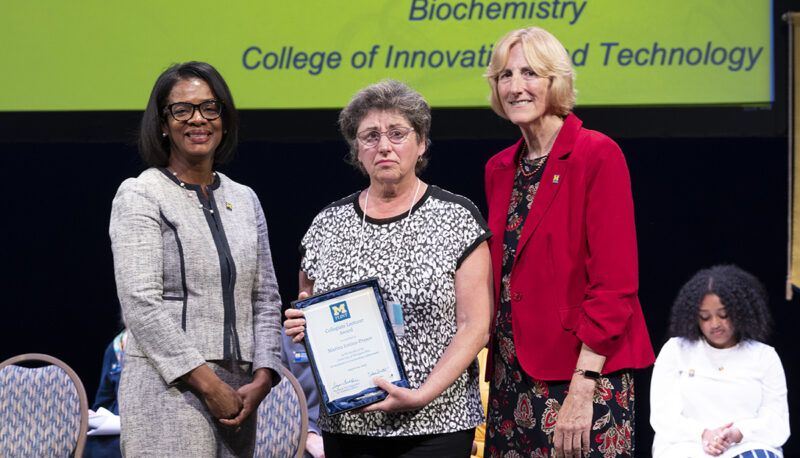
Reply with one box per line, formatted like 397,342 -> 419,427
482,27 -> 655,458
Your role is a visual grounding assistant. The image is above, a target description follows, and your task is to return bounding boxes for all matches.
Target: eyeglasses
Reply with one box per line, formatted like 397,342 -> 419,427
164,100 -> 223,121
356,127 -> 415,147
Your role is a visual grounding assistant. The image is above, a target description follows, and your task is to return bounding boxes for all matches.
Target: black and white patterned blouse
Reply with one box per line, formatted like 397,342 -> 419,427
301,185 -> 491,436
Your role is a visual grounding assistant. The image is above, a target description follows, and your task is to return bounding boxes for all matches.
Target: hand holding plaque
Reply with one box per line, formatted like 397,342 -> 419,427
292,278 -> 409,415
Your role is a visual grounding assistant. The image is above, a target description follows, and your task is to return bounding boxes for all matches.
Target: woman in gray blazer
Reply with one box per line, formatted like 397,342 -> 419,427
109,61 -> 283,457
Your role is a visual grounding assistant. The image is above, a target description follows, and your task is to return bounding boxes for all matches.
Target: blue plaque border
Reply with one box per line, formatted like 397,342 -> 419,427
291,277 -> 410,415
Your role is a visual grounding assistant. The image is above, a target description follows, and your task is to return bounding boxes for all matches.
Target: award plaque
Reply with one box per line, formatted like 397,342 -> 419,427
292,278 -> 409,415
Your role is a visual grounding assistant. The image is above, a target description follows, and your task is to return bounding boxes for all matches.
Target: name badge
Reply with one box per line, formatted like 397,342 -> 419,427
386,301 -> 405,337
293,350 -> 309,363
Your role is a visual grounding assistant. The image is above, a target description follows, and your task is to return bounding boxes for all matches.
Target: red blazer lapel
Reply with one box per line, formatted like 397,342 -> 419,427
515,114 -> 581,263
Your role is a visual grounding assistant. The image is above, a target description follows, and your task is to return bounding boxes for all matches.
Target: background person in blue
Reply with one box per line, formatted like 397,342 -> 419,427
282,333 -> 325,458
83,328 -> 126,458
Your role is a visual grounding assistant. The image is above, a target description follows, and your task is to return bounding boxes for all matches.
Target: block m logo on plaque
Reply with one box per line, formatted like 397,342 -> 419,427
329,301 -> 350,322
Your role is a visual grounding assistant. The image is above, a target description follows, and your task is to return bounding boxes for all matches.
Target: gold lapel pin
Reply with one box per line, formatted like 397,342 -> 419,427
226,202 -> 233,211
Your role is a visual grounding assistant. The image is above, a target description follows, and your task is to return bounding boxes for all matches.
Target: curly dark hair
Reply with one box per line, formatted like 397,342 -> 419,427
669,265 -> 772,343
138,61 -> 239,167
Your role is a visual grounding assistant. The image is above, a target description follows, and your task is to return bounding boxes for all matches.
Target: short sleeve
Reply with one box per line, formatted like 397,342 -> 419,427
433,187 -> 491,269
299,193 -> 358,281
299,213 -> 324,280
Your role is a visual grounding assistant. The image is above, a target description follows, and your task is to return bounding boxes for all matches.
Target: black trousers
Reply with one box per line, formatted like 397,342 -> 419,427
322,428 -> 475,458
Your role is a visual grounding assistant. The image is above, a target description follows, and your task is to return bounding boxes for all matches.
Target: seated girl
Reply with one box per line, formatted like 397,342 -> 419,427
650,265 -> 790,458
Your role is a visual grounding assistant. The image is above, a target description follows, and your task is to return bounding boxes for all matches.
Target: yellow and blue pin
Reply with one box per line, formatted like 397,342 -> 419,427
225,202 -> 233,211
552,174 -> 560,184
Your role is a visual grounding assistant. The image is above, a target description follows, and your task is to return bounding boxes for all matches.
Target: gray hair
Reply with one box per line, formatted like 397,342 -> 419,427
338,79 -> 431,174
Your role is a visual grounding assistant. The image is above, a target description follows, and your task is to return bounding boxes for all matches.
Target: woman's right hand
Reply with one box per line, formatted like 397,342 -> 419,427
184,364 -> 243,420
284,292 -> 309,342
702,422 -> 736,456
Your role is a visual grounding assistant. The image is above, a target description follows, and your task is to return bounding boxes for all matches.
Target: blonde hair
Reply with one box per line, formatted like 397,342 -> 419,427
484,27 -> 576,119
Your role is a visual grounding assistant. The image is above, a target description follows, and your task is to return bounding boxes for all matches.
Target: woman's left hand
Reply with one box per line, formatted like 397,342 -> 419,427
357,242 -> 491,415
219,368 -> 274,428
553,376 -> 595,458
358,377 -> 428,413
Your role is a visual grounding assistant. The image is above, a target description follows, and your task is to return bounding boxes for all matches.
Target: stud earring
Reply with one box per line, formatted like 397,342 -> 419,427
162,132 -> 168,138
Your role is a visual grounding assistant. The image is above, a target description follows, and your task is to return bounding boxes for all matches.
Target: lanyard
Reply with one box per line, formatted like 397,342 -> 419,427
355,178 -> 421,282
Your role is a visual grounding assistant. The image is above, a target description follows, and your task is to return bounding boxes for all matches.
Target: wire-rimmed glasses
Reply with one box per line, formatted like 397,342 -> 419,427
356,127 -> 415,147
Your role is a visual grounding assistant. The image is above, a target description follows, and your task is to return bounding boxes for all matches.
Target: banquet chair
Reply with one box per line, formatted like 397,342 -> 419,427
0,353 -> 89,457
254,365 -> 309,458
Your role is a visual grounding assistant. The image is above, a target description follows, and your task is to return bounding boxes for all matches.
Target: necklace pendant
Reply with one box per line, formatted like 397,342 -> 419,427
718,366 -> 724,371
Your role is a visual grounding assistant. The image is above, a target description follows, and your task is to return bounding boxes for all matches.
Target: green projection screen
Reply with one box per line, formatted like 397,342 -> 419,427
1,0 -> 772,111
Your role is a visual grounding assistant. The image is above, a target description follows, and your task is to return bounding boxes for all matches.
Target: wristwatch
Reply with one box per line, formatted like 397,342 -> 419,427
574,368 -> 602,380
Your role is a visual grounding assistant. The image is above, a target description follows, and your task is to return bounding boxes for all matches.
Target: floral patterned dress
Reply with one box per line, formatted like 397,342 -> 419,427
485,152 -> 635,458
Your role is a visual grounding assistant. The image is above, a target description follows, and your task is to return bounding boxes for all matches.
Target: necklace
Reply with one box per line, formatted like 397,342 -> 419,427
702,339 -> 736,372
168,168 -> 217,214
519,122 -> 562,178
356,178 -> 422,281
518,143 -> 549,178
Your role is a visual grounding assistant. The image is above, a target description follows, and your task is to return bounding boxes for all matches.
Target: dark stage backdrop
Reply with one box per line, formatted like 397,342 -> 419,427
0,128 -> 796,455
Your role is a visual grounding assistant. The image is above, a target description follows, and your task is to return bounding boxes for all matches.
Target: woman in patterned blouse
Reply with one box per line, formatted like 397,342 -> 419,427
482,27 -> 655,458
284,80 -> 493,457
